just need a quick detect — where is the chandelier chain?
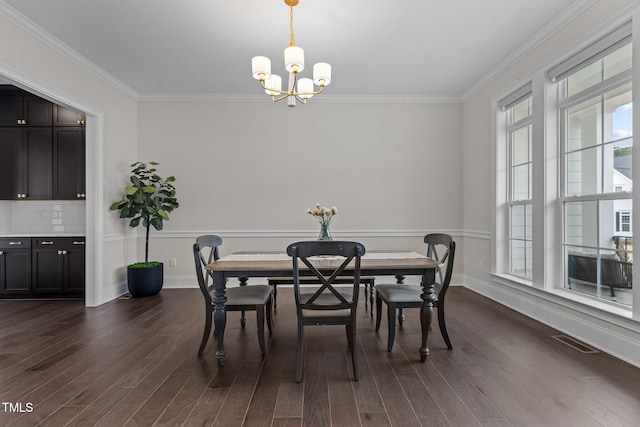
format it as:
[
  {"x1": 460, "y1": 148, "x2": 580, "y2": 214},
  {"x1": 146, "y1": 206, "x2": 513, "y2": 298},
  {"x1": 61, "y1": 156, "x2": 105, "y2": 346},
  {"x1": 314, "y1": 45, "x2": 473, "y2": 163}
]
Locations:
[{"x1": 288, "y1": 5, "x2": 296, "y2": 47}]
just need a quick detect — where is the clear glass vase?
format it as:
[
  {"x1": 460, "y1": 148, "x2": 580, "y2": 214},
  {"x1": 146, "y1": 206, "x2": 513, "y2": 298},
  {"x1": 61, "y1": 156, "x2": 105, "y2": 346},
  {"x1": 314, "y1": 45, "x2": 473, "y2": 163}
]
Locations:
[{"x1": 318, "y1": 222, "x2": 333, "y2": 240}]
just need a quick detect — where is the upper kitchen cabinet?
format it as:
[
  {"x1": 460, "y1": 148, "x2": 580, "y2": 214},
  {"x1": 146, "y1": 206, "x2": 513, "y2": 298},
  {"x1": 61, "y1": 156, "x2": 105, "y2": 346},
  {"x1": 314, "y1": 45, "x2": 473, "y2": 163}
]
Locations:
[
  {"x1": 0, "y1": 86, "x2": 85, "y2": 201},
  {"x1": 0, "y1": 127, "x2": 52, "y2": 200},
  {"x1": 0, "y1": 86, "x2": 52, "y2": 127},
  {"x1": 54, "y1": 104, "x2": 86, "y2": 127},
  {"x1": 53, "y1": 127, "x2": 85, "y2": 200}
]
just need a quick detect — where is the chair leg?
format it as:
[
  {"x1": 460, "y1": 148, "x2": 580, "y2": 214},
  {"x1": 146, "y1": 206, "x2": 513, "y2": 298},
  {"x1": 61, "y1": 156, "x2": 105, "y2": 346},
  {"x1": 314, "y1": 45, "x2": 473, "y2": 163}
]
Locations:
[
  {"x1": 296, "y1": 321, "x2": 304, "y2": 383},
  {"x1": 256, "y1": 305, "x2": 266, "y2": 355},
  {"x1": 363, "y1": 283, "x2": 369, "y2": 310},
  {"x1": 437, "y1": 303, "x2": 452, "y2": 350},
  {"x1": 347, "y1": 324, "x2": 359, "y2": 381},
  {"x1": 241, "y1": 310, "x2": 246, "y2": 328},
  {"x1": 370, "y1": 281, "x2": 374, "y2": 317},
  {"x1": 375, "y1": 293, "x2": 383, "y2": 331},
  {"x1": 198, "y1": 305, "x2": 213, "y2": 356},
  {"x1": 266, "y1": 294, "x2": 274, "y2": 334},
  {"x1": 387, "y1": 303, "x2": 397, "y2": 352},
  {"x1": 271, "y1": 283, "x2": 278, "y2": 310}
]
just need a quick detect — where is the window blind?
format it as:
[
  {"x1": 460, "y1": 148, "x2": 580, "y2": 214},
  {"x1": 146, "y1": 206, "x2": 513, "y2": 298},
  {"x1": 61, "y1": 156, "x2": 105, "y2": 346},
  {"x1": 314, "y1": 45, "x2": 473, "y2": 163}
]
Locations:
[
  {"x1": 498, "y1": 82, "x2": 532, "y2": 111},
  {"x1": 547, "y1": 21, "x2": 632, "y2": 82}
]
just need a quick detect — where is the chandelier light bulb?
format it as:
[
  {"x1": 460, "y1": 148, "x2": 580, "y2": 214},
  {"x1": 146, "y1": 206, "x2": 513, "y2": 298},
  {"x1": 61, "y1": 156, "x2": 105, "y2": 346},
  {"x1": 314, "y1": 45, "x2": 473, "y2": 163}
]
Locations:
[
  {"x1": 251, "y1": 56, "x2": 271, "y2": 80},
  {"x1": 313, "y1": 62, "x2": 331, "y2": 86},
  {"x1": 297, "y1": 78, "x2": 314, "y2": 99},
  {"x1": 264, "y1": 74, "x2": 282, "y2": 96}
]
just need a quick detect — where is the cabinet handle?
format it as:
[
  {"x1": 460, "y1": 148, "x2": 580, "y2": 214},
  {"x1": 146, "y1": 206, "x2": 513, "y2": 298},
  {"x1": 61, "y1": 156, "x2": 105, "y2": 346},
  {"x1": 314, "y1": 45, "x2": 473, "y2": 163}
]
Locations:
[
  {"x1": 0, "y1": 251, "x2": 4, "y2": 255},
  {"x1": 62, "y1": 250, "x2": 68, "y2": 255},
  {"x1": 9, "y1": 241, "x2": 22, "y2": 245},
  {"x1": 17, "y1": 119, "x2": 26, "y2": 125},
  {"x1": 41, "y1": 241, "x2": 55, "y2": 245},
  {"x1": 72, "y1": 241, "x2": 85, "y2": 245}
]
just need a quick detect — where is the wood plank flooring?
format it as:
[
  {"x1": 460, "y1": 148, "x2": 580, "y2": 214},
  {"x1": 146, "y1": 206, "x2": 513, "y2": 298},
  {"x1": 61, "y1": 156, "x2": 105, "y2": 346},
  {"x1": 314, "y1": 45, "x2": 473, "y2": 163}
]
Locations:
[{"x1": 1, "y1": 286, "x2": 640, "y2": 426}]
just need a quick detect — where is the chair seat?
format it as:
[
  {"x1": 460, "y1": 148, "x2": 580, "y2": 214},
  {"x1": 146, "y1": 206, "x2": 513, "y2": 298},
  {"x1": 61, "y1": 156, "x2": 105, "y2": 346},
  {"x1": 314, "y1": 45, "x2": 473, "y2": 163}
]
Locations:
[
  {"x1": 375, "y1": 284, "x2": 422, "y2": 303},
  {"x1": 223, "y1": 285, "x2": 272, "y2": 305}
]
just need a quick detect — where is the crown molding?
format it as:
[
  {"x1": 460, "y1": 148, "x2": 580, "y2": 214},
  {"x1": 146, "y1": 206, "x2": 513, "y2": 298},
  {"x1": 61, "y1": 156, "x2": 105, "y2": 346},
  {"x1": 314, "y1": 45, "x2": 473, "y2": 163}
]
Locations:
[
  {"x1": 0, "y1": 1, "x2": 139, "y2": 100},
  {"x1": 461, "y1": 0, "x2": 597, "y2": 101},
  {"x1": 137, "y1": 93, "x2": 463, "y2": 104}
]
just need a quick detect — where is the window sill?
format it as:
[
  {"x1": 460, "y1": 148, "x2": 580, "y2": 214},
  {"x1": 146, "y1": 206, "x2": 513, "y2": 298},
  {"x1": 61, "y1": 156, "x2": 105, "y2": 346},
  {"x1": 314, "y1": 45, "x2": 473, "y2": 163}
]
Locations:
[{"x1": 491, "y1": 273, "x2": 636, "y2": 327}]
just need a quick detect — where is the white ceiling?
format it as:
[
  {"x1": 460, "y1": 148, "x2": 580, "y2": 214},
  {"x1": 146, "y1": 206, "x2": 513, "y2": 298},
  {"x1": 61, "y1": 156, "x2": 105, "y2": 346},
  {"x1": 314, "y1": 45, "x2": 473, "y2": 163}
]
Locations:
[{"x1": 1, "y1": 0, "x2": 592, "y2": 101}]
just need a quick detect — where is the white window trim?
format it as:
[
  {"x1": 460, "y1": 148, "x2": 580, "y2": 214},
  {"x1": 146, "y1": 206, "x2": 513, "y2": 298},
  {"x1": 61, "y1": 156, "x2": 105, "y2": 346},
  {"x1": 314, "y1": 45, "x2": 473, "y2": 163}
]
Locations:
[{"x1": 492, "y1": 14, "x2": 640, "y2": 319}]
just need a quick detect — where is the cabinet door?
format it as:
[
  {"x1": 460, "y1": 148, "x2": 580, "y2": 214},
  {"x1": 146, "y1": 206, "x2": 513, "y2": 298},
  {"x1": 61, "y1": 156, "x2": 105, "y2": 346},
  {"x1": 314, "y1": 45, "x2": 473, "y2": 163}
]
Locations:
[
  {"x1": 54, "y1": 105, "x2": 85, "y2": 126},
  {"x1": 64, "y1": 241, "x2": 85, "y2": 294},
  {"x1": 0, "y1": 239, "x2": 31, "y2": 295},
  {"x1": 0, "y1": 93, "x2": 52, "y2": 126},
  {"x1": 0, "y1": 93, "x2": 25, "y2": 126},
  {"x1": 32, "y1": 246, "x2": 64, "y2": 293},
  {"x1": 24, "y1": 96, "x2": 53, "y2": 126},
  {"x1": 0, "y1": 128, "x2": 25, "y2": 199},
  {"x1": 53, "y1": 127, "x2": 85, "y2": 199},
  {"x1": 25, "y1": 128, "x2": 53, "y2": 200}
]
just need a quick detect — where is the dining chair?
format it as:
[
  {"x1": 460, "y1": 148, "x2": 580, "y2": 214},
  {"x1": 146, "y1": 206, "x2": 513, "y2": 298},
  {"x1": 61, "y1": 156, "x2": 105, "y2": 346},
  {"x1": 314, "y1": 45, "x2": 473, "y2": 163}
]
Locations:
[
  {"x1": 193, "y1": 235, "x2": 273, "y2": 356},
  {"x1": 375, "y1": 233, "x2": 455, "y2": 352},
  {"x1": 287, "y1": 240, "x2": 365, "y2": 383}
]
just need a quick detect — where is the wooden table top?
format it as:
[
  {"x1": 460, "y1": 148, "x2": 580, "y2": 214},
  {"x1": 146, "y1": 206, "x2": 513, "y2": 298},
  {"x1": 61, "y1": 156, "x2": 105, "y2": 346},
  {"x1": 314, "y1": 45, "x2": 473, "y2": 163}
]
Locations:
[{"x1": 207, "y1": 251, "x2": 439, "y2": 272}]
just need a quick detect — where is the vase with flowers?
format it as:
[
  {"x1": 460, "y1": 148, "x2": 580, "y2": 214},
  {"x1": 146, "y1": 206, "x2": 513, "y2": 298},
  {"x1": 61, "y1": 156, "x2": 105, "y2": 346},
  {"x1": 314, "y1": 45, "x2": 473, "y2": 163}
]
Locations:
[{"x1": 307, "y1": 203, "x2": 338, "y2": 240}]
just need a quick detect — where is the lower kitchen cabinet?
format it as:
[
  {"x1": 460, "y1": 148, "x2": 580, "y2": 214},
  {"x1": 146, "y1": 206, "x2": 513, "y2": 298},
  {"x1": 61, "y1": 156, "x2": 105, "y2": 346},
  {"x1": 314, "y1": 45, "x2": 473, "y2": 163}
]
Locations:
[
  {"x1": 0, "y1": 236, "x2": 85, "y2": 299},
  {"x1": 32, "y1": 237, "x2": 85, "y2": 297},
  {"x1": 0, "y1": 237, "x2": 31, "y2": 296}
]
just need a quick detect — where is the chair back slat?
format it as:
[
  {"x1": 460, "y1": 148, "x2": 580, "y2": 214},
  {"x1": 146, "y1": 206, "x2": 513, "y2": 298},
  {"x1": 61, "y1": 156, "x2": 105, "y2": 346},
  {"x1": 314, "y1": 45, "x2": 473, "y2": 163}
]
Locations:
[
  {"x1": 193, "y1": 235, "x2": 224, "y2": 304},
  {"x1": 424, "y1": 233, "x2": 456, "y2": 294},
  {"x1": 287, "y1": 241, "x2": 365, "y2": 311}
]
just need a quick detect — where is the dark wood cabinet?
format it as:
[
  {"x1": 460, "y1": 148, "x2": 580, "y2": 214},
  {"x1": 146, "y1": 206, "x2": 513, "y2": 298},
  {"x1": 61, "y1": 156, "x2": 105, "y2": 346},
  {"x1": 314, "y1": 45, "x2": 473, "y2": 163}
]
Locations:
[
  {"x1": 0, "y1": 87, "x2": 52, "y2": 127},
  {"x1": 0, "y1": 127, "x2": 52, "y2": 200},
  {"x1": 0, "y1": 238, "x2": 31, "y2": 296},
  {"x1": 53, "y1": 104, "x2": 85, "y2": 127},
  {"x1": 53, "y1": 127, "x2": 85, "y2": 199},
  {"x1": 31, "y1": 237, "x2": 85, "y2": 297},
  {"x1": 0, "y1": 86, "x2": 85, "y2": 201}
]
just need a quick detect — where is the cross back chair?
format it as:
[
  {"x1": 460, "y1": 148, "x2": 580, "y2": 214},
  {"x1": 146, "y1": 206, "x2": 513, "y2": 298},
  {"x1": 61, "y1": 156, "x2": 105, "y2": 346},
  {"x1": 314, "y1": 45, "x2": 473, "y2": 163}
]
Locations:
[
  {"x1": 193, "y1": 235, "x2": 273, "y2": 356},
  {"x1": 287, "y1": 240, "x2": 365, "y2": 383},
  {"x1": 375, "y1": 233, "x2": 455, "y2": 352}
]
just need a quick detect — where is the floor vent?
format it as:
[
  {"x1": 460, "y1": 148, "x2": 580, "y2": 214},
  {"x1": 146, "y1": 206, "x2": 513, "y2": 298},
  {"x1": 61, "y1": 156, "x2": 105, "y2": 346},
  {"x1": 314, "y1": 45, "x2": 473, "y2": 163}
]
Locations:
[
  {"x1": 552, "y1": 335, "x2": 599, "y2": 353},
  {"x1": 118, "y1": 293, "x2": 132, "y2": 300}
]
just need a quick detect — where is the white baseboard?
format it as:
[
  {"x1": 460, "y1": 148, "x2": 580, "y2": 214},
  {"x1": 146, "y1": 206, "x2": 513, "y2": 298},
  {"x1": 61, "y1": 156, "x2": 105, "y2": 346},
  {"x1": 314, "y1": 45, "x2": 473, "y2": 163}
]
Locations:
[{"x1": 462, "y1": 274, "x2": 640, "y2": 369}]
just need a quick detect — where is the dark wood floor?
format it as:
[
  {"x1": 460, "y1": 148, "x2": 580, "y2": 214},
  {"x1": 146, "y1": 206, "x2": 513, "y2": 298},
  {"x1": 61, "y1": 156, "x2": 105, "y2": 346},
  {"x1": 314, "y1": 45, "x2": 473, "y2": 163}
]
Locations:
[{"x1": 1, "y1": 286, "x2": 639, "y2": 427}]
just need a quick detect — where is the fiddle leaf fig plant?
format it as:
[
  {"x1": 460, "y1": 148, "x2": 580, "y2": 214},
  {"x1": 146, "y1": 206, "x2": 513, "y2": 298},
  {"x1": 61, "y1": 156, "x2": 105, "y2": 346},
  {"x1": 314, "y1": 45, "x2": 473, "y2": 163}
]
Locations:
[{"x1": 110, "y1": 161, "x2": 179, "y2": 265}]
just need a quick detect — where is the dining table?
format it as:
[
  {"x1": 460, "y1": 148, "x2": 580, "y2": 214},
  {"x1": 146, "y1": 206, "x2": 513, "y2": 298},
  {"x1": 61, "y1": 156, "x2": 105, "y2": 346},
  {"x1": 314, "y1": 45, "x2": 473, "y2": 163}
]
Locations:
[{"x1": 206, "y1": 251, "x2": 440, "y2": 367}]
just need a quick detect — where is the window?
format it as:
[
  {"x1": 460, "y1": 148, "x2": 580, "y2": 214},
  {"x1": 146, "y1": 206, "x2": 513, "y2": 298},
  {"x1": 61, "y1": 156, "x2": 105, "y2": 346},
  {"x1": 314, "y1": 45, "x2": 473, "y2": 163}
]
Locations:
[
  {"x1": 616, "y1": 211, "x2": 632, "y2": 233},
  {"x1": 556, "y1": 24, "x2": 632, "y2": 305},
  {"x1": 504, "y1": 93, "x2": 533, "y2": 279},
  {"x1": 494, "y1": 21, "x2": 634, "y2": 310}
]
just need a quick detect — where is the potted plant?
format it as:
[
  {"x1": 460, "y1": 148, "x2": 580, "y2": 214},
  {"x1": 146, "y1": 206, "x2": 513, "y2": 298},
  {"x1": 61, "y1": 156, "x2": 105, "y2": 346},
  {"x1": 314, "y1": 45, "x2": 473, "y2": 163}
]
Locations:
[{"x1": 110, "y1": 161, "x2": 179, "y2": 297}]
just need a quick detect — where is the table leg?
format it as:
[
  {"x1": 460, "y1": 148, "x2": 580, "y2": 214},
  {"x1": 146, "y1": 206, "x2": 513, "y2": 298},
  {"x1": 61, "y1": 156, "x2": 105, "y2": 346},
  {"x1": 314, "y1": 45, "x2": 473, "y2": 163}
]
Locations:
[
  {"x1": 419, "y1": 269, "x2": 437, "y2": 362},
  {"x1": 213, "y1": 271, "x2": 228, "y2": 367},
  {"x1": 239, "y1": 277, "x2": 248, "y2": 328},
  {"x1": 395, "y1": 275, "x2": 406, "y2": 324}
]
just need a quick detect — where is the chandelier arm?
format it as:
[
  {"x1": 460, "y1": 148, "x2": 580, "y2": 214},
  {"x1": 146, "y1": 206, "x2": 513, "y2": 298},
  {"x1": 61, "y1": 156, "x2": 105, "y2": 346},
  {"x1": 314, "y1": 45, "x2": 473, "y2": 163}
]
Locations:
[
  {"x1": 296, "y1": 85, "x2": 326, "y2": 97},
  {"x1": 258, "y1": 78, "x2": 291, "y2": 96}
]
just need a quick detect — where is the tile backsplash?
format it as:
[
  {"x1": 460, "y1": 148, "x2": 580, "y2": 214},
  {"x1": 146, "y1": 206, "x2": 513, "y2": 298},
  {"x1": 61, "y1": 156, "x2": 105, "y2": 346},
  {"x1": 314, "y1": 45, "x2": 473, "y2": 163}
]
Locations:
[{"x1": 0, "y1": 201, "x2": 85, "y2": 234}]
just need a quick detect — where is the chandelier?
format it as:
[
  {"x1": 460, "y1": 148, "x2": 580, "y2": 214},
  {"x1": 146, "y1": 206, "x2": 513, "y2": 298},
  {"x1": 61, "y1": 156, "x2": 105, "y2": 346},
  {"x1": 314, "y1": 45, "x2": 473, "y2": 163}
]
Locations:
[{"x1": 251, "y1": 0, "x2": 331, "y2": 107}]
